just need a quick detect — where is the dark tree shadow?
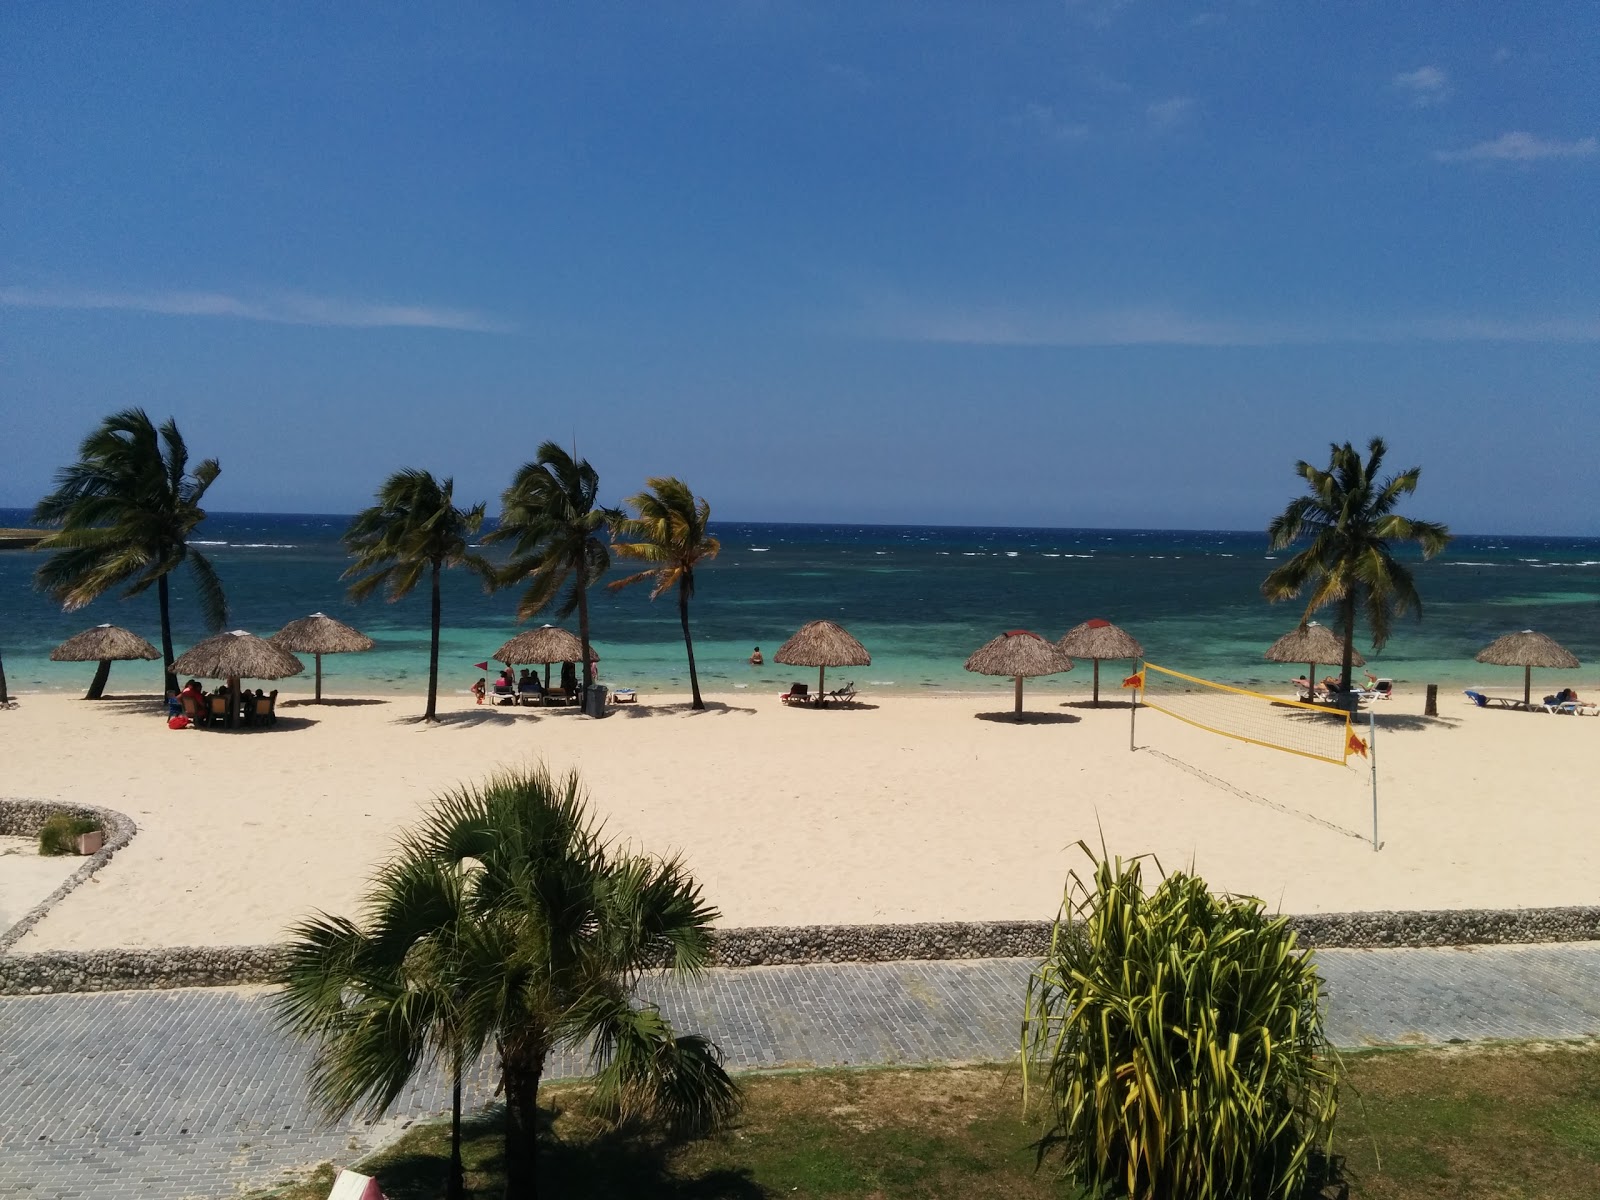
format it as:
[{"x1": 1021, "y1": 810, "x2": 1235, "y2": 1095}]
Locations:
[
  {"x1": 1368, "y1": 711, "x2": 1463, "y2": 733},
  {"x1": 95, "y1": 695, "x2": 170, "y2": 716},
  {"x1": 613, "y1": 700, "x2": 759, "y2": 718},
  {"x1": 1059, "y1": 698, "x2": 1136, "y2": 710},
  {"x1": 975, "y1": 710, "x2": 1081, "y2": 725},
  {"x1": 367, "y1": 1105, "x2": 766, "y2": 1199},
  {"x1": 391, "y1": 709, "x2": 542, "y2": 728},
  {"x1": 204, "y1": 714, "x2": 321, "y2": 734},
  {"x1": 281, "y1": 697, "x2": 392, "y2": 708}
]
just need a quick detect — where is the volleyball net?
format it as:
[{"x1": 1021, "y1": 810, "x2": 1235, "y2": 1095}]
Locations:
[{"x1": 1128, "y1": 662, "x2": 1367, "y2": 767}]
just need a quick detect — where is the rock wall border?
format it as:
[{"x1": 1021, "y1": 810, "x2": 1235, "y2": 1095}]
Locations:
[
  {"x1": 5, "y1": 906, "x2": 1600, "y2": 995},
  {"x1": 0, "y1": 798, "x2": 138, "y2": 954}
]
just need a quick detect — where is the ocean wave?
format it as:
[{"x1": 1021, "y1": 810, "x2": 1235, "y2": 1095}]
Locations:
[
  {"x1": 1005, "y1": 551, "x2": 1018, "y2": 557},
  {"x1": 235, "y1": 543, "x2": 298, "y2": 549},
  {"x1": 191, "y1": 540, "x2": 228, "y2": 546},
  {"x1": 1440, "y1": 561, "x2": 1497, "y2": 567},
  {"x1": 750, "y1": 547, "x2": 769, "y2": 552}
]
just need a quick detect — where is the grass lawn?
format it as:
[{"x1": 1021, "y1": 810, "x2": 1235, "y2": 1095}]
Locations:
[{"x1": 252, "y1": 1043, "x2": 1600, "y2": 1198}]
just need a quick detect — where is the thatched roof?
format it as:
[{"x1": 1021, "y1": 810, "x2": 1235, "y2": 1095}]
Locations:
[
  {"x1": 965, "y1": 630, "x2": 1073, "y2": 678},
  {"x1": 1263, "y1": 622, "x2": 1365, "y2": 668},
  {"x1": 774, "y1": 620, "x2": 871, "y2": 668},
  {"x1": 1475, "y1": 629, "x2": 1579, "y2": 669},
  {"x1": 493, "y1": 625, "x2": 594, "y2": 665},
  {"x1": 269, "y1": 612, "x2": 375, "y2": 655},
  {"x1": 170, "y1": 631, "x2": 304, "y2": 680},
  {"x1": 50, "y1": 624, "x2": 159, "y2": 663},
  {"x1": 1059, "y1": 618, "x2": 1143, "y2": 660}
]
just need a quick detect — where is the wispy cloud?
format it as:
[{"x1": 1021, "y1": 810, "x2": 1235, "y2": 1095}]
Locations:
[
  {"x1": 852, "y1": 297, "x2": 1600, "y2": 347},
  {"x1": 1434, "y1": 131, "x2": 1598, "y2": 163},
  {"x1": 1393, "y1": 65, "x2": 1450, "y2": 106},
  {"x1": 1146, "y1": 97, "x2": 1195, "y2": 129},
  {"x1": 0, "y1": 285, "x2": 509, "y2": 332},
  {"x1": 1014, "y1": 102, "x2": 1090, "y2": 144}
]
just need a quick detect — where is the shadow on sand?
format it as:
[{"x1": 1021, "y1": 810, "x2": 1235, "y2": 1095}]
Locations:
[
  {"x1": 281, "y1": 696, "x2": 393, "y2": 709},
  {"x1": 393, "y1": 708, "x2": 544, "y2": 729},
  {"x1": 975, "y1": 710, "x2": 1081, "y2": 725},
  {"x1": 612, "y1": 699, "x2": 758, "y2": 718},
  {"x1": 1060, "y1": 698, "x2": 1136, "y2": 711}
]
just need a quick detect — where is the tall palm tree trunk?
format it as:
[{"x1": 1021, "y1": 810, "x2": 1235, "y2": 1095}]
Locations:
[
  {"x1": 0, "y1": 647, "x2": 9, "y2": 705},
  {"x1": 1340, "y1": 594, "x2": 1358, "y2": 698},
  {"x1": 679, "y1": 584, "x2": 703, "y2": 710},
  {"x1": 86, "y1": 659, "x2": 112, "y2": 700},
  {"x1": 159, "y1": 574, "x2": 177, "y2": 696},
  {"x1": 426, "y1": 561, "x2": 442, "y2": 721},
  {"x1": 448, "y1": 1057, "x2": 465, "y2": 1200},
  {"x1": 502, "y1": 1047, "x2": 544, "y2": 1199},
  {"x1": 577, "y1": 585, "x2": 593, "y2": 692}
]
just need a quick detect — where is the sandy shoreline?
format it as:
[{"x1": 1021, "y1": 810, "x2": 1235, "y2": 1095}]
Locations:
[{"x1": 1, "y1": 686, "x2": 1597, "y2": 951}]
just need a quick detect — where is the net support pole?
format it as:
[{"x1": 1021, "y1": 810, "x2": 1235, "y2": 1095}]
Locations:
[
  {"x1": 1368, "y1": 706, "x2": 1379, "y2": 851},
  {"x1": 1129, "y1": 661, "x2": 1140, "y2": 752}
]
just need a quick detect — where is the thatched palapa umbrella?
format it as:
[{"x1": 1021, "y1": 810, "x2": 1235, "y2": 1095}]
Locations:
[
  {"x1": 965, "y1": 629, "x2": 1073, "y2": 719},
  {"x1": 493, "y1": 625, "x2": 598, "y2": 689},
  {"x1": 775, "y1": 620, "x2": 870, "y2": 700},
  {"x1": 1059, "y1": 619, "x2": 1143, "y2": 705},
  {"x1": 50, "y1": 624, "x2": 160, "y2": 700},
  {"x1": 269, "y1": 613, "x2": 374, "y2": 702},
  {"x1": 171, "y1": 630, "x2": 303, "y2": 727},
  {"x1": 1264, "y1": 621, "x2": 1364, "y2": 687},
  {"x1": 1475, "y1": 629, "x2": 1579, "y2": 706}
]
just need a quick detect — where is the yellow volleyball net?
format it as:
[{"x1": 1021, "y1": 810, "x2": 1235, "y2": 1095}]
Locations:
[{"x1": 1128, "y1": 662, "x2": 1367, "y2": 767}]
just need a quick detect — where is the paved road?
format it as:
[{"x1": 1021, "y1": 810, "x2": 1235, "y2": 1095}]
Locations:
[{"x1": 3, "y1": 944, "x2": 1600, "y2": 1199}]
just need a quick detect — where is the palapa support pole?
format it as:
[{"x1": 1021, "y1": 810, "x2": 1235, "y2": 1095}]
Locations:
[
  {"x1": 1524, "y1": 665, "x2": 1531, "y2": 707},
  {"x1": 1092, "y1": 659, "x2": 1100, "y2": 706},
  {"x1": 314, "y1": 652, "x2": 324, "y2": 703},
  {"x1": 87, "y1": 658, "x2": 112, "y2": 700},
  {"x1": 1014, "y1": 675, "x2": 1023, "y2": 718},
  {"x1": 1369, "y1": 706, "x2": 1380, "y2": 851},
  {"x1": 818, "y1": 665, "x2": 826, "y2": 704}
]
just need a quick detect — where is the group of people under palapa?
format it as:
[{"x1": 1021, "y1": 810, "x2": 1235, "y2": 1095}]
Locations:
[
  {"x1": 472, "y1": 663, "x2": 583, "y2": 707},
  {"x1": 167, "y1": 677, "x2": 278, "y2": 728}
]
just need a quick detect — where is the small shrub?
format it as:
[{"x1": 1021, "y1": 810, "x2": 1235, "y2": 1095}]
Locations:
[
  {"x1": 1022, "y1": 844, "x2": 1339, "y2": 1200},
  {"x1": 38, "y1": 814, "x2": 102, "y2": 856}
]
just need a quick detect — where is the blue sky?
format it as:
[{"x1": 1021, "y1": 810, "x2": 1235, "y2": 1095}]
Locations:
[{"x1": 3, "y1": 2, "x2": 1597, "y2": 533}]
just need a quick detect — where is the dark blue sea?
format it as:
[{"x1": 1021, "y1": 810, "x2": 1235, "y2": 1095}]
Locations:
[{"x1": 3, "y1": 510, "x2": 1597, "y2": 697}]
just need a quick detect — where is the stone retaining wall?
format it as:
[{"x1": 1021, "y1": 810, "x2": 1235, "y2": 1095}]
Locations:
[
  {"x1": 6, "y1": 907, "x2": 1600, "y2": 995},
  {"x1": 0, "y1": 799, "x2": 137, "y2": 953}
]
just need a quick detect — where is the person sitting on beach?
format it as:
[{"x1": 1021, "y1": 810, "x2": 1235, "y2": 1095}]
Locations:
[
  {"x1": 471, "y1": 677, "x2": 487, "y2": 704},
  {"x1": 560, "y1": 660, "x2": 578, "y2": 697},
  {"x1": 492, "y1": 670, "x2": 515, "y2": 704},
  {"x1": 749, "y1": 646, "x2": 763, "y2": 666},
  {"x1": 518, "y1": 670, "x2": 542, "y2": 700}
]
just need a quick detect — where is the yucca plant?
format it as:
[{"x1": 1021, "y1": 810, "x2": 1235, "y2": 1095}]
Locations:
[{"x1": 1022, "y1": 846, "x2": 1339, "y2": 1200}]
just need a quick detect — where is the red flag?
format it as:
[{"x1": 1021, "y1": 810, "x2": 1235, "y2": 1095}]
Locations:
[
  {"x1": 1121, "y1": 670, "x2": 1145, "y2": 689},
  {"x1": 474, "y1": 661, "x2": 489, "y2": 671},
  {"x1": 1347, "y1": 732, "x2": 1368, "y2": 759}
]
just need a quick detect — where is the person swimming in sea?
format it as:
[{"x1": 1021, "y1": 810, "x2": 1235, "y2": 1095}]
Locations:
[{"x1": 749, "y1": 646, "x2": 763, "y2": 666}]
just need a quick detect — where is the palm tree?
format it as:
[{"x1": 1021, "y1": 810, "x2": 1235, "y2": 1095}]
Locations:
[
  {"x1": 1262, "y1": 437, "x2": 1451, "y2": 693},
  {"x1": 33, "y1": 409, "x2": 227, "y2": 696},
  {"x1": 487, "y1": 443, "x2": 614, "y2": 691},
  {"x1": 609, "y1": 478, "x2": 720, "y2": 710},
  {"x1": 277, "y1": 766, "x2": 741, "y2": 1200},
  {"x1": 343, "y1": 470, "x2": 495, "y2": 722}
]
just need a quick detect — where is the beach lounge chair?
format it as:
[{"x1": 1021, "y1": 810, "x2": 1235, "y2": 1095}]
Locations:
[
  {"x1": 780, "y1": 682, "x2": 811, "y2": 706},
  {"x1": 1464, "y1": 690, "x2": 1532, "y2": 711},
  {"x1": 826, "y1": 681, "x2": 857, "y2": 705},
  {"x1": 611, "y1": 688, "x2": 637, "y2": 704}
]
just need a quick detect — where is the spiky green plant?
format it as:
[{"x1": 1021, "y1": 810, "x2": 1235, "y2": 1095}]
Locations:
[
  {"x1": 33, "y1": 409, "x2": 227, "y2": 695},
  {"x1": 1262, "y1": 437, "x2": 1450, "y2": 693},
  {"x1": 277, "y1": 766, "x2": 740, "y2": 1200},
  {"x1": 609, "y1": 477, "x2": 720, "y2": 710},
  {"x1": 1022, "y1": 846, "x2": 1339, "y2": 1200}
]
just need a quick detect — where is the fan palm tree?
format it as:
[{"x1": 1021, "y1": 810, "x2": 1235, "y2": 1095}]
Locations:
[
  {"x1": 1262, "y1": 437, "x2": 1451, "y2": 693},
  {"x1": 609, "y1": 478, "x2": 720, "y2": 710},
  {"x1": 32, "y1": 409, "x2": 227, "y2": 695},
  {"x1": 277, "y1": 766, "x2": 741, "y2": 1200},
  {"x1": 487, "y1": 443, "x2": 615, "y2": 691},
  {"x1": 343, "y1": 470, "x2": 495, "y2": 721}
]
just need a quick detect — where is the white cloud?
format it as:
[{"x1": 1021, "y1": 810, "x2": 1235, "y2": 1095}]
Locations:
[
  {"x1": 0, "y1": 285, "x2": 509, "y2": 332},
  {"x1": 1393, "y1": 65, "x2": 1450, "y2": 106},
  {"x1": 851, "y1": 296, "x2": 1600, "y2": 348},
  {"x1": 1434, "y1": 131, "x2": 1599, "y2": 163},
  {"x1": 1015, "y1": 103, "x2": 1090, "y2": 143},
  {"x1": 1146, "y1": 97, "x2": 1195, "y2": 128}
]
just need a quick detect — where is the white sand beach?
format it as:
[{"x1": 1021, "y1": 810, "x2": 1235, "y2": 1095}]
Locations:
[{"x1": 2, "y1": 686, "x2": 1597, "y2": 951}]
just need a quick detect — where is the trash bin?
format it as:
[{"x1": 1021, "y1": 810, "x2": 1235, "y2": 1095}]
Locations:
[{"x1": 584, "y1": 684, "x2": 608, "y2": 717}]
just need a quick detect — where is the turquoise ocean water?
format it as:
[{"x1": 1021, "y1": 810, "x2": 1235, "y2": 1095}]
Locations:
[{"x1": 3, "y1": 509, "x2": 1598, "y2": 698}]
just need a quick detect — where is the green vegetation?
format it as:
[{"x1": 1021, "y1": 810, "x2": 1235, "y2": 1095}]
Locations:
[
  {"x1": 276, "y1": 766, "x2": 737, "y2": 1199},
  {"x1": 486, "y1": 443, "x2": 615, "y2": 692},
  {"x1": 342, "y1": 470, "x2": 495, "y2": 722},
  {"x1": 1262, "y1": 437, "x2": 1451, "y2": 693},
  {"x1": 609, "y1": 477, "x2": 721, "y2": 710},
  {"x1": 250, "y1": 1049, "x2": 1600, "y2": 1199},
  {"x1": 32, "y1": 409, "x2": 227, "y2": 694},
  {"x1": 37, "y1": 813, "x2": 101, "y2": 856},
  {"x1": 1022, "y1": 847, "x2": 1338, "y2": 1200}
]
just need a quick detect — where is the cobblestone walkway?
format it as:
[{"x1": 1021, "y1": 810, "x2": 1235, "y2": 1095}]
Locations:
[{"x1": 3, "y1": 944, "x2": 1600, "y2": 1198}]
